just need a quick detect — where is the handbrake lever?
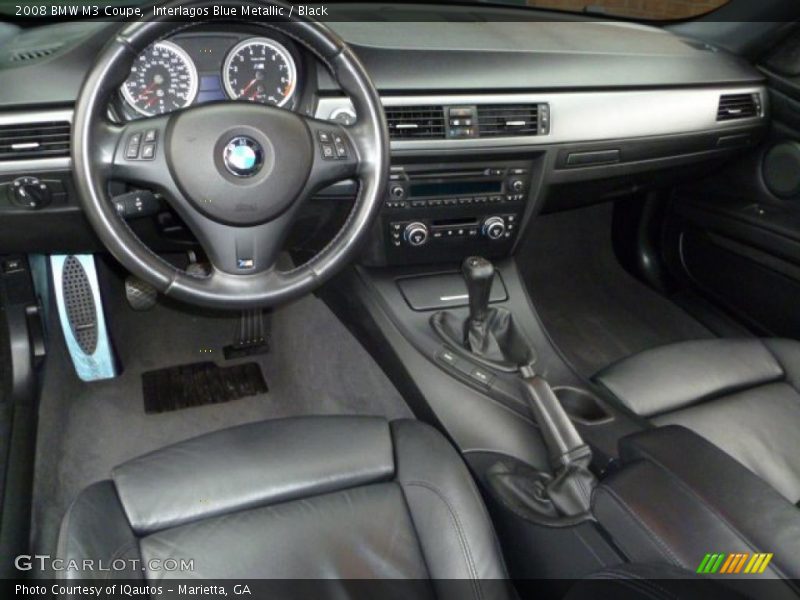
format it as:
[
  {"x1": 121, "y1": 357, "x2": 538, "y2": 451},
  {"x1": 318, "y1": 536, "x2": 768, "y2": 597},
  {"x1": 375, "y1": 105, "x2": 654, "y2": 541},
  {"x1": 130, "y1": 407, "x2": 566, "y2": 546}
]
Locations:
[{"x1": 519, "y1": 365, "x2": 597, "y2": 516}]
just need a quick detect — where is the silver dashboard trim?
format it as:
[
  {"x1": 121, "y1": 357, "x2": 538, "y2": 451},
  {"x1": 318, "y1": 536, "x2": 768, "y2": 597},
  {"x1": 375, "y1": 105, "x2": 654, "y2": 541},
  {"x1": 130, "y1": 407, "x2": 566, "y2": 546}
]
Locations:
[
  {"x1": 317, "y1": 87, "x2": 767, "y2": 151},
  {"x1": 0, "y1": 108, "x2": 73, "y2": 173},
  {"x1": 0, "y1": 88, "x2": 767, "y2": 174}
]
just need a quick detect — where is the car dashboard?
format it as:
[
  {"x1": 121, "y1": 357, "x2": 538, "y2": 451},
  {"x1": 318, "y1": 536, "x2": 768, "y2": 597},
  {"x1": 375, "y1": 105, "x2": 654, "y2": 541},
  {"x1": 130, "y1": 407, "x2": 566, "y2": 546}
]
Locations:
[{"x1": 0, "y1": 6, "x2": 769, "y2": 266}]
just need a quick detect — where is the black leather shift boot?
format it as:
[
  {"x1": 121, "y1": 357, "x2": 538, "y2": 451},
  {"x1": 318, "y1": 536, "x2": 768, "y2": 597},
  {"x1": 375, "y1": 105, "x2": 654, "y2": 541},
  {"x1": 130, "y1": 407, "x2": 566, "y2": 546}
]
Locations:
[{"x1": 431, "y1": 307, "x2": 535, "y2": 371}]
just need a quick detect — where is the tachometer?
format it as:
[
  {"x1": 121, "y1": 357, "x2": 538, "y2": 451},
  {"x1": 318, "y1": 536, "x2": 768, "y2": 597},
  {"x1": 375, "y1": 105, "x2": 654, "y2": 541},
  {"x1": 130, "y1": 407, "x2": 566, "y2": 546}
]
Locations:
[
  {"x1": 222, "y1": 38, "x2": 297, "y2": 107},
  {"x1": 121, "y1": 41, "x2": 198, "y2": 117}
]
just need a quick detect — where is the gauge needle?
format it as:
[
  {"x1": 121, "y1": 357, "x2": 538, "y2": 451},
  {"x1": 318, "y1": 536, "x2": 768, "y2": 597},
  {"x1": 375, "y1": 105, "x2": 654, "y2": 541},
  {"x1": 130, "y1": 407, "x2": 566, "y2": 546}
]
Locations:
[
  {"x1": 137, "y1": 81, "x2": 157, "y2": 100},
  {"x1": 239, "y1": 79, "x2": 258, "y2": 98}
]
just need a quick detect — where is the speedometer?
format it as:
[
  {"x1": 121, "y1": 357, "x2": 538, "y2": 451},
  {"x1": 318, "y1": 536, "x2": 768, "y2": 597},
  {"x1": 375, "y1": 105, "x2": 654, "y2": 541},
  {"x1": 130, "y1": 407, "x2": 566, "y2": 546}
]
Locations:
[
  {"x1": 222, "y1": 38, "x2": 297, "y2": 107},
  {"x1": 121, "y1": 41, "x2": 198, "y2": 117}
]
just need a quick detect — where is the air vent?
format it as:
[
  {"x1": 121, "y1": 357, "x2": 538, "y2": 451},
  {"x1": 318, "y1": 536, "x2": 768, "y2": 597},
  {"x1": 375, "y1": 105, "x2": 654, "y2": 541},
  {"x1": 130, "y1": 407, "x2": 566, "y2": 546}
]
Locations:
[
  {"x1": 10, "y1": 46, "x2": 61, "y2": 62},
  {"x1": 717, "y1": 93, "x2": 761, "y2": 121},
  {"x1": 0, "y1": 121, "x2": 71, "y2": 161},
  {"x1": 384, "y1": 105, "x2": 446, "y2": 140},
  {"x1": 477, "y1": 104, "x2": 546, "y2": 137}
]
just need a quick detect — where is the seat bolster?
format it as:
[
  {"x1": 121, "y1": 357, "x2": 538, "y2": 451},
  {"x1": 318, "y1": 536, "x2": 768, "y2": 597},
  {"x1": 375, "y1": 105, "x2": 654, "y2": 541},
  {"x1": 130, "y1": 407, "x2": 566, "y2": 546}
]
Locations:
[
  {"x1": 112, "y1": 416, "x2": 394, "y2": 535},
  {"x1": 594, "y1": 339, "x2": 783, "y2": 417},
  {"x1": 56, "y1": 481, "x2": 143, "y2": 580},
  {"x1": 619, "y1": 426, "x2": 800, "y2": 580},
  {"x1": 762, "y1": 339, "x2": 800, "y2": 391},
  {"x1": 391, "y1": 419, "x2": 510, "y2": 589}
]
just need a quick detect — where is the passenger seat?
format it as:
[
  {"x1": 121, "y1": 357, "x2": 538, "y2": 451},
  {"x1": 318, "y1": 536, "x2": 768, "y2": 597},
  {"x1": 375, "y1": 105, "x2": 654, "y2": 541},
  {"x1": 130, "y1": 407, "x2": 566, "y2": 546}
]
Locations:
[{"x1": 595, "y1": 338, "x2": 800, "y2": 504}]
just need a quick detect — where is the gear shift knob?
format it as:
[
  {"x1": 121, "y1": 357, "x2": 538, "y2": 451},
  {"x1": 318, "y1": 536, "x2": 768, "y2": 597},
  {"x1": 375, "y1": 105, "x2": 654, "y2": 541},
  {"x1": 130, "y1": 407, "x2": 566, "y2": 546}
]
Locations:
[{"x1": 462, "y1": 256, "x2": 494, "y2": 323}]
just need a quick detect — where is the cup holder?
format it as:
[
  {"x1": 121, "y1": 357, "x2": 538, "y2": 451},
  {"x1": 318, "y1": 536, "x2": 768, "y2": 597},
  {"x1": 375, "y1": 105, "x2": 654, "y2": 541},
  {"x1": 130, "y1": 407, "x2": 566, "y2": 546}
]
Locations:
[{"x1": 553, "y1": 387, "x2": 613, "y2": 424}]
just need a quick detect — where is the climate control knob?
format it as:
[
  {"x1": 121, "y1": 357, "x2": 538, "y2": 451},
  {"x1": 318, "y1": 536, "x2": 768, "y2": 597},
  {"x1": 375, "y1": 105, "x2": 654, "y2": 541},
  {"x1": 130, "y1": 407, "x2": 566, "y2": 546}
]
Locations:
[
  {"x1": 404, "y1": 222, "x2": 429, "y2": 247},
  {"x1": 482, "y1": 216, "x2": 506, "y2": 240}
]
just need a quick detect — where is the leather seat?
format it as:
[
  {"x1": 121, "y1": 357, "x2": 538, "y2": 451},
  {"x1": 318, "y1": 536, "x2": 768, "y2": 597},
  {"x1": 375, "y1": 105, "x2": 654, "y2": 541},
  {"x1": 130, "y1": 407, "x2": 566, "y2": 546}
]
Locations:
[
  {"x1": 595, "y1": 338, "x2": 800, "y2": 504},
  {"x1": 57, "y1": 416, "x2": 513, "y2": 596}
]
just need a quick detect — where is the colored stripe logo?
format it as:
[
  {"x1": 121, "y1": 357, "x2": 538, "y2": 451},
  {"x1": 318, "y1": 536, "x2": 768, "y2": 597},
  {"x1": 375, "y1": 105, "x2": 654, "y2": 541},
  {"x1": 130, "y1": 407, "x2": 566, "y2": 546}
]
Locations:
[{"x1": 696, "y1": 553, "x2": 773, "y2": 574}]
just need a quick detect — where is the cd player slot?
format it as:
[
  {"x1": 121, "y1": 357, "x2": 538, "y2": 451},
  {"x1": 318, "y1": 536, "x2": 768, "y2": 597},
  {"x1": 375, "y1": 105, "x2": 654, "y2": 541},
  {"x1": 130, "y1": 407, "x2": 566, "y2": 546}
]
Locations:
[{"x1": 413, "y1": 170, "x2": 488, "y2": 180}]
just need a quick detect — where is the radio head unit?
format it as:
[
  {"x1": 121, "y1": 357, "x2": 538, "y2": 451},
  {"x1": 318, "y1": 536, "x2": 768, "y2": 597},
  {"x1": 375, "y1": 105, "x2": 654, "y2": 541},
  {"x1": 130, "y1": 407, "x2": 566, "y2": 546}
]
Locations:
[{"x1": 371, "y1": 160, "x2": 535, "y2": 266}]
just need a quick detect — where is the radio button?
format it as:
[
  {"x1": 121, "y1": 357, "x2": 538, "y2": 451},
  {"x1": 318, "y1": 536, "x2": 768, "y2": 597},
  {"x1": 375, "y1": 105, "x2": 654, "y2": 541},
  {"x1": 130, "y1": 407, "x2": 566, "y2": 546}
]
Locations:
[
  {"x1": 390, "y1": 185, "x2": 406, "y2": 199},
  {"x1": 489, "y1": 195, "x2": 503, "y2": 203},
  {"x1": 474, "y1": 196, "x2": 488, "y2": 203}
]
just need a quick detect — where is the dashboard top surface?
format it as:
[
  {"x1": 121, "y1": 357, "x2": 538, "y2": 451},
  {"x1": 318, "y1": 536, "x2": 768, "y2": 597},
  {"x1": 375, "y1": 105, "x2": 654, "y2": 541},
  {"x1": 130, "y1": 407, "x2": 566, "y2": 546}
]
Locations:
[{"x1": 0, "y1": 6, "x2": 764, "y2": 110}]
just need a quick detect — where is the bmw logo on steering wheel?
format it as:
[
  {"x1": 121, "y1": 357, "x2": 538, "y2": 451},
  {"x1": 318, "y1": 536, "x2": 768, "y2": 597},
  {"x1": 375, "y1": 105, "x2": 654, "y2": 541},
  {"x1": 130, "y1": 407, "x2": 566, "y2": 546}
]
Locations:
[{"x1": 222, "y1": 136, "x2": 264, "y2": 177}]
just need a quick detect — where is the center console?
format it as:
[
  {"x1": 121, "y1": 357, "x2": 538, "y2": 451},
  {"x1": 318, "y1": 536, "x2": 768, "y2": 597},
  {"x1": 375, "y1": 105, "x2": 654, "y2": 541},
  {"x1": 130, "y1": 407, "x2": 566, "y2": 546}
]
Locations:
[{"x1": 363, "y1": 159, "x2": 536, "y2": 266}]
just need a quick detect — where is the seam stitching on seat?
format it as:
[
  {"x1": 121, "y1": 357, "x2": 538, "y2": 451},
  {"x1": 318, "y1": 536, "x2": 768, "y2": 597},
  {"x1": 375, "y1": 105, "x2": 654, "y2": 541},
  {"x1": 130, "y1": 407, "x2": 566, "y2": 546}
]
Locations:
[
  {"x1": 405, "y1": 480, "x2": 483, "y2": 600},
  {"x1": 594, "y1": 485, "x2": 687, "y2": 569}
]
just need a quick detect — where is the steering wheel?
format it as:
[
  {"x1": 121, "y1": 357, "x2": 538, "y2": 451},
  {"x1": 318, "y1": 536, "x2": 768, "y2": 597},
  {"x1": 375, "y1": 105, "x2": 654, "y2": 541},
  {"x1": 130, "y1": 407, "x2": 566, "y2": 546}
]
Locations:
[{"x1": 72, "y1": 0, "x2": 389, "y2": 309}]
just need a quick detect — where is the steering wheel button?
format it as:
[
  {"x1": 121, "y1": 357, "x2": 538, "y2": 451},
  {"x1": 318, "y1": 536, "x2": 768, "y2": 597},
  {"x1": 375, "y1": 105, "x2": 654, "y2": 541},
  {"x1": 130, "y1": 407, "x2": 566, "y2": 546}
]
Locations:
[
  {"x1": 321, "y1": 143, "x2": 335, "y2": 159},
  {"x1": 317, "y1": 131, "x2": 332, "y2": 143},
  {"x1": 125, "y1": 142, "x2": 140, "y2": 159},
  {"x1": 141, "y1": 144, "x2": 156, "y2": 159},
  {"x1": 144, "y1": 129, "x2": 158, "y2": 143},
  {"x1": 335, "y1": 142, "x2": 348, "y2": 158}
]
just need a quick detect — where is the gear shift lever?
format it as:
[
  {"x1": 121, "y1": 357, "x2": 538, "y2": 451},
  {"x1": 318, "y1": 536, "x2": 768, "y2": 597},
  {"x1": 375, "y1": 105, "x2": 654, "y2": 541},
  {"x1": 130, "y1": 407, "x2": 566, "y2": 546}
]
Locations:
[
  {"x1": 463, "y1": 256, "x2": 494, "y2": 325},
  {"x1": 431, "y1": 256, "x2": 597, "y2": 517}
]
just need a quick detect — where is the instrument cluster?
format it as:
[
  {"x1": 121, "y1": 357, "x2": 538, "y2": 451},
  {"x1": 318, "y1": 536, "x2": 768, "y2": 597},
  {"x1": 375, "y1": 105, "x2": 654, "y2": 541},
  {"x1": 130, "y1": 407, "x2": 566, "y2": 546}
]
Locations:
[{"x1": 119, "y1": 31, "x2": 301, "y2": 118}]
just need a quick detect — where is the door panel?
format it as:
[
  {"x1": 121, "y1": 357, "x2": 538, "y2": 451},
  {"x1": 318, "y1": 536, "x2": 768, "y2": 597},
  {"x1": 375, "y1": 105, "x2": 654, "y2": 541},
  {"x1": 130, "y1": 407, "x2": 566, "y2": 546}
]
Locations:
[{"x1": 667, "y1": 26, "x2": 800, "y2": 337}]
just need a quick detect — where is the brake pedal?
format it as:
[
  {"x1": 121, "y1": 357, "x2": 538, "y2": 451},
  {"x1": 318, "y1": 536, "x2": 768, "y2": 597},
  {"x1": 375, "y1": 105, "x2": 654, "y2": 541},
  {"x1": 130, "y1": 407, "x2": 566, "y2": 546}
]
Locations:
[
  {"x1": 125, "y1": 275, "x2": 157, "y2": 311},
  {"x1": 51, "y1": 255, "x2": 117, "y2": 381}
]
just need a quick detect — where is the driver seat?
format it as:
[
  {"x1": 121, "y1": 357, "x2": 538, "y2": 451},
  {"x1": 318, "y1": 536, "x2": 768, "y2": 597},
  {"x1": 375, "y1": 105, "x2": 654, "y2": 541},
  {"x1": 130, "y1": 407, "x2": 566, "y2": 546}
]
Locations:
[{"x1": 56, "y1": 416, "x2": 512, "y2": 594}]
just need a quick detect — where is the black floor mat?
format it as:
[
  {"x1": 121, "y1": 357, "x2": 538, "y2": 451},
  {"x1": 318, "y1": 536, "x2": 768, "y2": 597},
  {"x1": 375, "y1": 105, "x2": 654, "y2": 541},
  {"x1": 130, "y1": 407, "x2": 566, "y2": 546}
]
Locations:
[
  {"x1": 142, "y1": 361, "x2": 268, "y2": 413},
  {"x1": 517, "y1": 202, "x2": 713, "y2": 376}
]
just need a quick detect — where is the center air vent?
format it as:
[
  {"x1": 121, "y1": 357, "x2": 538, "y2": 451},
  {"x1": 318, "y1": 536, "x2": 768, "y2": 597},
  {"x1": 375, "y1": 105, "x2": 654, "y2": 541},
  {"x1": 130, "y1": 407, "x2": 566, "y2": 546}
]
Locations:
[
  {"x1": 385, "y1": 106, "x2": 446, "y2": 140},
  {"x1": 0, "y1": 121, "x2": 71, "y2": 161},
  {"x1": 477, "y1": 104, "x2": 548, "y2": 137},
  {"x1": 717, "y1": 93, "x2": 761, "y2": 121}
]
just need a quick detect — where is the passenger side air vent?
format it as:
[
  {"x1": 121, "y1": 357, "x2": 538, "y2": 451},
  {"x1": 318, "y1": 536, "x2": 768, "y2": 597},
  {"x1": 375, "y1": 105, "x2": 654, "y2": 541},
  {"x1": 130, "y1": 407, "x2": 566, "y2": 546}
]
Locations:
[
  {"x1": 477, "y1": 103, "x2": 548, "y2": 137},
  {"x1": 717, "y1": 93, "x2": 761, "y2": 121},
  {"x1": 384, "y1": 105, "x2": 446, "y2": 140},
  {"x1": 0, "y1": 121, "x2": 71, "y2": 161}
]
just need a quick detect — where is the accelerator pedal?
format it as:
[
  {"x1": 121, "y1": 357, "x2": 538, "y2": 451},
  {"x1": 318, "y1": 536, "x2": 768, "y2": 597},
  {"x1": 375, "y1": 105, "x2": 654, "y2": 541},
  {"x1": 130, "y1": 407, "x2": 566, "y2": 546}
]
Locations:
[{"x1": 51, "y1": 255, "x2": 117, "y2": 381}]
